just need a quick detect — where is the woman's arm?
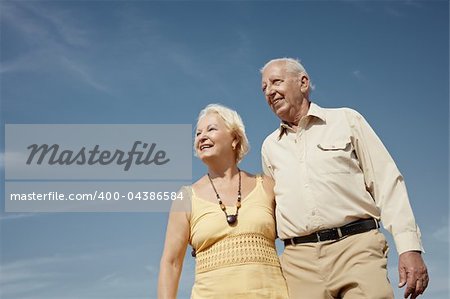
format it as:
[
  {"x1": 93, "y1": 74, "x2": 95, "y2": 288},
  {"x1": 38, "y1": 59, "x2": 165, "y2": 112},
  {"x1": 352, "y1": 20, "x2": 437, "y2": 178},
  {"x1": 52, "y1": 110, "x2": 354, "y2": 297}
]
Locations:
[{"x1": 157, "y1": 207, "x2": 190, "y2": 299}]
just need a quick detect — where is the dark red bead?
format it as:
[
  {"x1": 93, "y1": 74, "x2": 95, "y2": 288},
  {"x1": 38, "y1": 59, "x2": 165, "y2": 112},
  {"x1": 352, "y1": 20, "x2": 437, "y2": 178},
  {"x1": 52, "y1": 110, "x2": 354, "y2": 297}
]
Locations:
[{"x1": 226, "y1": 214, "x2": 237, "y2": 224}]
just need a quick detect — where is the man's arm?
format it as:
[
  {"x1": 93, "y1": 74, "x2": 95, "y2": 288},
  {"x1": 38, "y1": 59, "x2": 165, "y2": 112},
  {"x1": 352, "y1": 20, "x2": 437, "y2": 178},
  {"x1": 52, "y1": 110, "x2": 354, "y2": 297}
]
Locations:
[
  {"x1": 345, "y1": 109, "x2": 428, "y2": 298},
  {"x1": 261, "y1": 143, "x2": 274, "y2": 178}
]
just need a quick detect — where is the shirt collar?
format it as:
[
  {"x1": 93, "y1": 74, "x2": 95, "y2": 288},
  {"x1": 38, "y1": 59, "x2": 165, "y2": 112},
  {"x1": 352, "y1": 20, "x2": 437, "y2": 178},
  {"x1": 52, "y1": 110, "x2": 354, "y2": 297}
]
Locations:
[
  {"x1": 277, "y1": 102, "x2": 326, "y2": 139},
  {"x1": 307, "y1": 102, "x2": 326, "y2": 122}
]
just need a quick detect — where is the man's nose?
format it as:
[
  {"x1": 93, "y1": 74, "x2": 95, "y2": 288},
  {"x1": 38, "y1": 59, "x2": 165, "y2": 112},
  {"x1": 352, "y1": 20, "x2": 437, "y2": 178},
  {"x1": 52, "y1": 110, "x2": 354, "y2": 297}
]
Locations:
[{"x1": 265, "y1": 86, "x2": 275, "y2": 98}]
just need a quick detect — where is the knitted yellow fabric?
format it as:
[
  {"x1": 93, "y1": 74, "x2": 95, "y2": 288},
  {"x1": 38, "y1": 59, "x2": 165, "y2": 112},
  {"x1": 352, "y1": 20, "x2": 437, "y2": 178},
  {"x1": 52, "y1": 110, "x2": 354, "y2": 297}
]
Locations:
[{"x1": 195, "y1": 232, "x2": 280, "y2": 273}]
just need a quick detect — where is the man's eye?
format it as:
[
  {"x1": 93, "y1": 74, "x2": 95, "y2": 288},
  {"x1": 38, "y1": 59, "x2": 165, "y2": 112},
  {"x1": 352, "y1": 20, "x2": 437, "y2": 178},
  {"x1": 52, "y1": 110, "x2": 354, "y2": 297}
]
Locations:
[{"x1": 273, "y1": 80, "x2": 282, "y2": 85}]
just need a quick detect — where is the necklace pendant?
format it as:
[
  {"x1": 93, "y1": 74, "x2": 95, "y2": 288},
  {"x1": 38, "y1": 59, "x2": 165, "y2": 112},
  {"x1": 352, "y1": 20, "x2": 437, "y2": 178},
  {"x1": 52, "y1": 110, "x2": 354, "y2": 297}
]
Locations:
[{"x1": 226, "y1": 214, "x2": 237, "y2": 224}]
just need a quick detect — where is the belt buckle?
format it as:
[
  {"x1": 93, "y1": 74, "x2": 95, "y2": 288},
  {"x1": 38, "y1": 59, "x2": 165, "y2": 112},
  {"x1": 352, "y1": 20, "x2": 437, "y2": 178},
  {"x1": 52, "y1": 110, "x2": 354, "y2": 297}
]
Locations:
[
  {"x1": 290, "y1": 238, "x2": 296, "y2": 246},
  {"x1": 336, "y1": 227, "x2": 343, "y2": 238},
  {"x1": 315, "y1": 232, "x2": 321, "y2": 242}
]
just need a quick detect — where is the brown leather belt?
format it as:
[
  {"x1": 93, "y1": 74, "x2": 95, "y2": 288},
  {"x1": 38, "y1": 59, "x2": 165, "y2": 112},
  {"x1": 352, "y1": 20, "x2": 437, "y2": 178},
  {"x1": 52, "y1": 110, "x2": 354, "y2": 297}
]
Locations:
[{"x1": 284, "y1": 218, "x2": 379, "y2": 246}]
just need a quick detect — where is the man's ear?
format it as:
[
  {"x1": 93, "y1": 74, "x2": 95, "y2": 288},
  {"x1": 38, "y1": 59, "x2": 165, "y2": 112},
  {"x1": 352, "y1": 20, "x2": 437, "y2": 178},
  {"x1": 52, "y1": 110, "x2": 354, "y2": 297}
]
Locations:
[{"x1": 299, "y1": 74, "x2": 310, "y2": 93}]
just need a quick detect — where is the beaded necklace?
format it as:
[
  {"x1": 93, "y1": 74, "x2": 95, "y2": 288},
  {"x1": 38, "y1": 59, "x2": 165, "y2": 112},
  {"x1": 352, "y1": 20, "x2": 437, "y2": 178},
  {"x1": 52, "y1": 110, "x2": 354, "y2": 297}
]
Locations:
[{"x1": 207, "y1": 169, "x2": 241, "y2": 225}]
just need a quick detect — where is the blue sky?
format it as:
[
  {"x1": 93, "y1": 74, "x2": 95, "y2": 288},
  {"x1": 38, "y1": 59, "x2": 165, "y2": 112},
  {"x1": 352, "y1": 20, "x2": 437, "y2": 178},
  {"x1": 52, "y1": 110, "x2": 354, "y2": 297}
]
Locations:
[{"x1": 1, "y1": 1, "x2": 448, "y2": 298}]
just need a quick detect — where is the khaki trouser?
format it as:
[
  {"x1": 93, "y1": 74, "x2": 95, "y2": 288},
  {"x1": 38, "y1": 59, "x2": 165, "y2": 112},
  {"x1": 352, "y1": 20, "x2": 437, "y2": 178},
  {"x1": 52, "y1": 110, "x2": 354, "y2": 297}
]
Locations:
[{"x1": 280, "y1": 230, "x2": 394, "y2": 299}]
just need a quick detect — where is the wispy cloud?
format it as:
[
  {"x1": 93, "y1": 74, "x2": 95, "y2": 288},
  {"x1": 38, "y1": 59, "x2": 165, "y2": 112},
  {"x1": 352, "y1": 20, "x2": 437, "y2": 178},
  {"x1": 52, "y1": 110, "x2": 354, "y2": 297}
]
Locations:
[
  {"x1": 60, "y1": 56, "x2": 111, "y2": 93},
  {"x1": 1, "y1": 1, "x2": 110, "y2": 94},
  {"x1": 25, "y1": 3, "x2": 89, "y2": 47},
  {"x1": 352, "y1": 69, "x2": 364, "y2": 80},
  {"x1": 0, "y1": 50, "x2": 54, "y2": 74},
  {"x1": 1, "y1": 254, "x2": 92, "y2": 273},
  {"x1": 1, "y1": 2, "x2": 53, "y2": 45},
  {"x1": 166, "y1": 48, "x2": 208, "y2": 81},
  {"x1": 1, "y1": 1, "x2": 88, "y2": 48},
  {"x1": 99, "y1": 271, "x2": 123, "y2": 286},
  {"x1": 0, "y1": 255, "x2": 78, "y2": 298},
  {"x1": 0, "y1": 251, "x2": 153, "y2": 299},
  {"x1": 432, "y1": 225, "x2": 449, "y2": 243}
]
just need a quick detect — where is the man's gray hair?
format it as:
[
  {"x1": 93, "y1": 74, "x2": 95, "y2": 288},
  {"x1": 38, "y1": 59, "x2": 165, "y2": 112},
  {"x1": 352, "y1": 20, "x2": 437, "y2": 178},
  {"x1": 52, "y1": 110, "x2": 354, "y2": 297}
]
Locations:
[{"x1": 260, "y1": 57, "x2": 309, "y2": 77}]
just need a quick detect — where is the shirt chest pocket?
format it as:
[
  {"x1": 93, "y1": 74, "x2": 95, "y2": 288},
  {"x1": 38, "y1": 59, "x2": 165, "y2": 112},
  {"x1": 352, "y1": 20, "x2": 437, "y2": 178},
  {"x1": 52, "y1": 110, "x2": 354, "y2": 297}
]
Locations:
[{"x1": 315, "y1": 139, "x2": 353, "y2": 174}]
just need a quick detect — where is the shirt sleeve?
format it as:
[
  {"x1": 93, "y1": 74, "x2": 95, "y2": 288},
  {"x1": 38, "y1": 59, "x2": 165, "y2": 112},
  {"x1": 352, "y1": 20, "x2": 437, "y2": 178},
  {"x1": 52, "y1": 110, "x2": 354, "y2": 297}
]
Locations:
[
  {"x1": 261, "y1": 142, "x2": 274, "y2": 179},
  {"x1": 345, "y1": 109, "x2": 424, "y2": 255}
]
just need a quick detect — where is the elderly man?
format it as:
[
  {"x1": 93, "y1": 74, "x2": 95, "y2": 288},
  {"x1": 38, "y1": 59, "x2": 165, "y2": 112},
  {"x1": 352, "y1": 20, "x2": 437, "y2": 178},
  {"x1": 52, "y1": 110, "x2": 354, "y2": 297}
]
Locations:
[{"x1": 260, "y1": 58, "x2": 428, "y2": 299}]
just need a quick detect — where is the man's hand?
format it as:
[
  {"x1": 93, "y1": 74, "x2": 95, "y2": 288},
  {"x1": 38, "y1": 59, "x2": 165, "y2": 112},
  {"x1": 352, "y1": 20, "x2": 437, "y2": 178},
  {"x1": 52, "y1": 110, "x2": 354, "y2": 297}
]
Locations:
[{"x1": 398, "y1": 251, "x2": 429, "y2": 299}]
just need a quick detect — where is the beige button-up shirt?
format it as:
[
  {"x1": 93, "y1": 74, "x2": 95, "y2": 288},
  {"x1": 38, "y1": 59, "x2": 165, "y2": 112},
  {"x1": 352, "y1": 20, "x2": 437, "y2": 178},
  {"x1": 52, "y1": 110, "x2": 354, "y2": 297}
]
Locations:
[{"x1": 262, "y1": 102, "x2": 423, "y2": 255}]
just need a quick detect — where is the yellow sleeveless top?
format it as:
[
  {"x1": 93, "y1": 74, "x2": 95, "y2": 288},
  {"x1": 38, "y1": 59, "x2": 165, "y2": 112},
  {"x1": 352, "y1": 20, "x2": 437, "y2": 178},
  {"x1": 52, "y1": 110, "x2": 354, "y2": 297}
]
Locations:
[{"x1": 189, "y1": 176, "x2": 289, "y2": 298}]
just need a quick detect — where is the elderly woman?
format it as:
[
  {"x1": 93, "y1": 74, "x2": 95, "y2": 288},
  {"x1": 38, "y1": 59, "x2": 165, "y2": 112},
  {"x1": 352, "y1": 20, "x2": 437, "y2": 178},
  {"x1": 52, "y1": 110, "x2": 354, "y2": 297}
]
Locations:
[{"x1": 158, "y1": 104, "x2": 288, "y2": 298}]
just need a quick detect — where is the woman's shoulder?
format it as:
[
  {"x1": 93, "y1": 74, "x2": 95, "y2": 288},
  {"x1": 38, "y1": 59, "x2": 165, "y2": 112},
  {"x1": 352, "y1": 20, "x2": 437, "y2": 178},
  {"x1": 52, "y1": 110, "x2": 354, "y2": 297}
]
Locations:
[
  {"x1": 170, "y1": 185, "x2": 193, "y2": 214},
  {"x1": 191, "y1": 175, "x2": 209, "y2": 195},
  {"x1": 238, "y1": 170, "x2": 273, "y2": 186}
]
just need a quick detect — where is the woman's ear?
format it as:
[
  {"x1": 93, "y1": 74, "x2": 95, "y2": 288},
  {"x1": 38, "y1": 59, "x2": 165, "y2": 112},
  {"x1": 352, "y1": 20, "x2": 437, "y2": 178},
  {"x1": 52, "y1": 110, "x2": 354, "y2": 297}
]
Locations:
[{"x1": 232, "y1": 138, "x2": 238, "y2": 150}]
